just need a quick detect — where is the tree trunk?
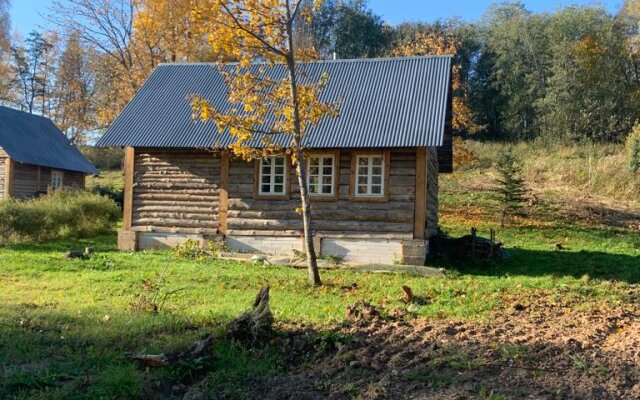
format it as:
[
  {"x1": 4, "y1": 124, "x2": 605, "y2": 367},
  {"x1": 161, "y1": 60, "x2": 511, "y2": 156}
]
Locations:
[
  {"x1": 285, "y1": 2, "x2": 321, "y2": 286},
  {"x1": 294, "y1": 148, "x2": 321, "y2": 286}
]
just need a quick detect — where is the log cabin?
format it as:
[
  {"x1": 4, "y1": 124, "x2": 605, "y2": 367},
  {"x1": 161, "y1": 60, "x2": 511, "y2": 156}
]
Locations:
[
  {"x1": 97, "y1": 56, "x2": 453, "y2": 265},
  {"x1": 0, "y1": 106, "x2": 97, "y2": 199}
]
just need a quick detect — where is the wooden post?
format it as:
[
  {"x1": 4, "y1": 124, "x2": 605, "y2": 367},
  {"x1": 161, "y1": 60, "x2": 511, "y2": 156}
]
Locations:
[
  {"x1": 219, "y1": 152, "x2": 229, "y2": 235},
  {"x1": 4, "y1": 157, "x2": 12, "y2": 198},
  {"x1": 413, "y1": 147, "x2": 427, "y2": 239},
  {"x1": 123, "y1": 147, "x2": 135, "y2": 230}
]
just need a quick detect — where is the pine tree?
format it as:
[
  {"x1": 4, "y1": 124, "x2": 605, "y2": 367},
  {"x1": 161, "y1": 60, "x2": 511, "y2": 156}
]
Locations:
[{"x1": 495, "y1": 147, "x2": 528, "y2": 227}]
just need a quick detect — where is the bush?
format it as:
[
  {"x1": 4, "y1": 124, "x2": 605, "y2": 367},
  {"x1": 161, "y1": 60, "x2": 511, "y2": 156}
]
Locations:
[
  {"x1": 89, "y1": 184, "x2": 124, "y2": 209},
  {"x1": 627, "y1": 123, "x2": 640, "y2": 173},
  {"x1": 0, "y1": 190, "x2": 120, "y2": 243}
]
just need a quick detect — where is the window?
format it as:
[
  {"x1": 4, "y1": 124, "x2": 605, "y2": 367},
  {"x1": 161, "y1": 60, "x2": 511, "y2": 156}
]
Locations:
[
  {"x1": 50, "y1": 170, "x2": 64, "y2": 191},
  {"x1": 307, "y1": 154, "x2": 337, "y2": 197},
  {"x1": 258, "y1": 155, "x2": 288, "y2": 196},
  {"x1": 351, "y1": 152, "x2": 389, "y2": 201}
]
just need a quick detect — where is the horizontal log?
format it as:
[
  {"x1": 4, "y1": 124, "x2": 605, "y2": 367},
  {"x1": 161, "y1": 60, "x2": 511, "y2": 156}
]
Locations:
[
  {"x1": 134, "y1": 182, "x2": 219, "y2": 190},
  {"x1": 315, "y1": 231, "x2": 413, "y2": 240},
  {"x1": 133, "y1": 200, "x2": 220, "y2": 208},
  {"x1": 135, "y1": 188, "x2": 219, "y2": 196},
  {"x1": 132, "y1": 226, "x2": 218, "y2": 235},
  {"x1": 227, "y1": 218, "x2": 412, "y2": 233},
  {"x1": 227, "y1": 229, "x2": 302, "y2": 237},
  {"x1": 135, "y1": 192, "x2": 218, "y2": 200},
  {"x1": 132, "y1": 218, "x2": 219, "y2": 228},
  {"x1": 227, "y1": 209, "x2": 413, "y2": 223},
  {"x1": 135, "y1": 205, "x2": 218, "y2": 213},
  {"x1": 134, "y1": 213, "x2": 218, "y2": 221},
  {"x1": 228, "y1": 198, "x2": 412, "y2": 211}
]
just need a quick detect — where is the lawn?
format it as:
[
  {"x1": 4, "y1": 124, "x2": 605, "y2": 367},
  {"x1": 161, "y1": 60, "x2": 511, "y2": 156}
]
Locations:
[{"x1": 1, "y1": 157, "x2": 639, "y2": 399}]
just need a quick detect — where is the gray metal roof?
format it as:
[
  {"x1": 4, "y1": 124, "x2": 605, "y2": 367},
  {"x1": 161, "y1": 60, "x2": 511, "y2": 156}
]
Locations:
[
  {"x1": 0, "y1": 107, "x2": 97, "y2": 174},
  {"x1": 97, "y1": 56, "x2": 452, "y2": 149}
]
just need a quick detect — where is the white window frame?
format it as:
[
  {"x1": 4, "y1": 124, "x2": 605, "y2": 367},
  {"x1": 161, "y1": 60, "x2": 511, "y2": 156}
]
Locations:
[
  {"x1": 307, "y1": 153, "x2": 336, "y2": 197},
  {"x1": 354, "y1": 154, "x2": 385, "y2": 197},
  {"x1": 50, "y1": 170, "x2": 64, "y2": 191},
  {"x1": 258, "y1": 155, "x2": 288, "y2": 196}
]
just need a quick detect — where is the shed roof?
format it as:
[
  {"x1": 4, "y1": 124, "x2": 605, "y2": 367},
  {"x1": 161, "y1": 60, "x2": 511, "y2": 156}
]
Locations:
[
  {"x1": 97, "y1": 56, "x2": 452, "y2": 149},
  {"x1": 0, "y1": 106, "x2": 97, "y2": 174}
]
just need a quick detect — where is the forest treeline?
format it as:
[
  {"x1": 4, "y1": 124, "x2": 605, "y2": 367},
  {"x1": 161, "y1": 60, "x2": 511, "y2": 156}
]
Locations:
[{"x1": 1, "y1": 0, "x2": 640, "y2": 144}]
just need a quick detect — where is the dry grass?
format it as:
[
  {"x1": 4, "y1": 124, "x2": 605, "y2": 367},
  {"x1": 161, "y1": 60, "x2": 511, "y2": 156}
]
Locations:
[{"x1": 459, "y1": 140, "x2": 640, "y2": 205}]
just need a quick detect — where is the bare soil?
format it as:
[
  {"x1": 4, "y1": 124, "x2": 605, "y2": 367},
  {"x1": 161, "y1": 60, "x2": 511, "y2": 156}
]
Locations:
[{"x1": 188, "y1": 293, "x2": 640, "y2": 400}]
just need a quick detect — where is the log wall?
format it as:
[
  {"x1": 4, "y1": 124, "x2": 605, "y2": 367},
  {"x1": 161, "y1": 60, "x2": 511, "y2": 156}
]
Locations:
[
  {"x1": 227, "y1": 149, "x2": 417, "y2": 239},
  {"x1": 131, "y1": 149, "x2": 221, "y2": 235}
]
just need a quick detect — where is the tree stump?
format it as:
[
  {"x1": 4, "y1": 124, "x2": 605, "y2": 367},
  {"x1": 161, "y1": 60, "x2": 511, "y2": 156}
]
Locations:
[{"x1": 226, "y1": 284, "x2": 274, "y2": 345}]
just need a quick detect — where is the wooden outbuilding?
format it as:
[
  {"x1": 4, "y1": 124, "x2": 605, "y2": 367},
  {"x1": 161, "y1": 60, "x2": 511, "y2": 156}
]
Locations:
[
  {"x1": 0, "y1": 106, "x2": 97, "y2": 199},
  {"x1": 98, "y1": 56, "x2": 453, "y2": 265}
]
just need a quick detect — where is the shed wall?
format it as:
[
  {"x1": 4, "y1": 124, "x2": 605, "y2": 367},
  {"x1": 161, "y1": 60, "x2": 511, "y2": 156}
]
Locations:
[
  {"x1": 8, "y1": 162, "x2": 86, "y2": 199},
  {"x1": 131, "y1": 149, "x2": 221, "y2": 234},
  {"x1": 0, "y1": 149, "x2": 6, "y2": 198}
]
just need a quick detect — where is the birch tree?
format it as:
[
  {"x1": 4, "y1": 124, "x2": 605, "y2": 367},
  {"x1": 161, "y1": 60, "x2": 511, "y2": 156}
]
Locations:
[{"x1": 191, "y1": 0, "x2": 340, "y2": 286}]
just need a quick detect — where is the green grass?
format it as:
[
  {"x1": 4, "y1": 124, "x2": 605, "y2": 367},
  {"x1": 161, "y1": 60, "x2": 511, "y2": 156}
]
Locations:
[
  {"x1": 86, "y1": 170, "x2": 124, "y2": 192},
  {"x1": 1, "y1": 146, "x2": 639, "y2": 398}
]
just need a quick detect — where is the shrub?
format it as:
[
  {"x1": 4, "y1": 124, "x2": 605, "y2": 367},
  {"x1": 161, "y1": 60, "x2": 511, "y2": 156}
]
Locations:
[
  {"x1": 89, "y1": 184, "x2": 124, "y2": 209},
  {"x1": 86, "y1": 171, "x2": 125, "y2": 209},
  {"x1": 627, "y1": 123, "x2": 640, "y2": 173},
  {"x1": 172, "y1": 239, "x2": 220, "y2": 260},
  {"x1": 0, "y1": 190, "x2": 120, "y2": 243}
]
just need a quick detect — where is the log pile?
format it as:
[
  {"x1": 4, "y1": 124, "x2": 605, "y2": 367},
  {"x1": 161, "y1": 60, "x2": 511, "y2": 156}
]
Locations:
[{"x1": 430, "y1": 228, "x2": 503, "y2": 261}]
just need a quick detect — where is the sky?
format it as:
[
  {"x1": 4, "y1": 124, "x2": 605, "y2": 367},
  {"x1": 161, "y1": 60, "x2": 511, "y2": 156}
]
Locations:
[{"x1": 10, "y1": 0, "x2": 624, "y2": 36}]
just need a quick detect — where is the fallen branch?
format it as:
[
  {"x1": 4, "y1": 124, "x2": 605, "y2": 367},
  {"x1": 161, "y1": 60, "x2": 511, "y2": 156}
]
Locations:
[
  {"x1": 129, "y1": 284, "x2": 274, "y2": 368},
  {"x1": 130, "y1": 334, "x2": 215, "y2": 368}
]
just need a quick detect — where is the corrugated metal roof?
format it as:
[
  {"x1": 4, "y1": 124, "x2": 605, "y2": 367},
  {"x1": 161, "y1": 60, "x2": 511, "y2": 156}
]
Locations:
[
  {"x1": 0, "y1": 107, "x2": 97, "y2": 174},
  {"x1": 97, "y1": 56, "x2": 452, "y2": 149}
]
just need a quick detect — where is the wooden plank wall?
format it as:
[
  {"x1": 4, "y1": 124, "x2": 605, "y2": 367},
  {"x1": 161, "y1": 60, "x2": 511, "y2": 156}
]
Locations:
[
  {"x1": 11, "y1": 162, "x2": 39, "y2": 199},
  {"x1": 426, "y1": 147, "x2": 439, "y2": 238},
  {"x1": 0, "y1": 150, "x2": 6, "y2": 198},
  {"x1": 227, "y1": 149, "x2": 416, "y2": 239},
  {"x1": 7, "y1": 163, "x2": 87, "y2": 199},
  {"x1": 132, "y1": 149, "x2": 221, "y2": 235}
]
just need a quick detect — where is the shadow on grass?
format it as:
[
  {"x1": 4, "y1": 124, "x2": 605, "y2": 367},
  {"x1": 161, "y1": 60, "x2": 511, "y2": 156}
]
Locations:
[
  {"x1": 0, "y1": 304, "x2": 241, "y2": 399},
  {"x1": 437, "y1": 247, "x2": 640, "y2": 283},
  {"x1": 1, "y1": 234, "x2": 119, "y2": 254}
]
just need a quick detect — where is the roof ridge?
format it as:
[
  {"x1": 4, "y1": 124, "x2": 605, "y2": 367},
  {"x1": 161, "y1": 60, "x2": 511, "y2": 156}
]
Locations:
[{"x1": 157, "y1": 55, "x2": 454, "y2": 67}]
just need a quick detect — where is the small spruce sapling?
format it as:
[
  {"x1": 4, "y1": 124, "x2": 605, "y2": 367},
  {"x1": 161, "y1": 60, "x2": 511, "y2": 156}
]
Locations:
[
  {"x1": 627, "y1": 122, "x2": 640, "y2": 173},
  {"x1": 495, "y1": 147, "x2": 528, "y2": 227}
]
